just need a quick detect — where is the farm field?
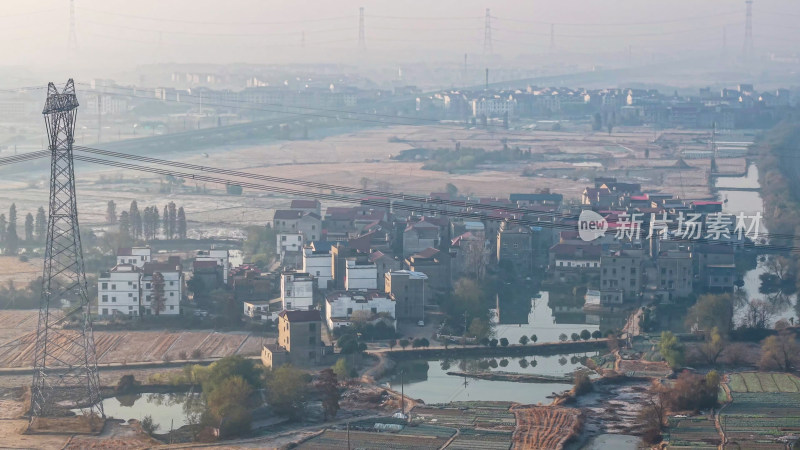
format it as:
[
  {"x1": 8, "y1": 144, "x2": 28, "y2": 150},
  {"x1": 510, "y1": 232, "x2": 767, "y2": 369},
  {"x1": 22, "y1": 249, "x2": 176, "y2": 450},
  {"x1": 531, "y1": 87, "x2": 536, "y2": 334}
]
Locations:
[
  {"x1": 412, "y1": 402, "x2": 517, "y2": 431},
  {"x1": 665, "y1": 415, "x2": 720, "y2": 449},
  {"x1": 511, "y1": 405, "x2": 582, "y2": 450},
  {"x1": 296, "y1": 426, "x2": 453, "y2": 450},
  {"x1": 0, "y1": 310, "x2": 260, "y2": 368},
  {"x1": 721, "y1": 372, "x2": 800, "y2": 449}
]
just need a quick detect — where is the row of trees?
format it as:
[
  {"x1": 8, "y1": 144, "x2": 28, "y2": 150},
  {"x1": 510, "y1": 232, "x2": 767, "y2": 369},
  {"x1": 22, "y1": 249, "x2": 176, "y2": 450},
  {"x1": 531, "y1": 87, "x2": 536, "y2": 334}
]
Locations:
[
  {"x1": 108, "y1": 200, "x2": 188, "y2": 242},
  {"x1": 0, "y1": 204, "x2": 47, "y2": 255}
]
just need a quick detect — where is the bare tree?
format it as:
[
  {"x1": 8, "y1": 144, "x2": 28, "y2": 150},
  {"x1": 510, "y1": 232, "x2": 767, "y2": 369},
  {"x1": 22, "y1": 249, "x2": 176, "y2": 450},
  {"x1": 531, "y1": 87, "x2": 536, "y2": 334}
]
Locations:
[
  {"x1": 759, "y1": 330, "x2": 800, "y2": 372},
  {"x1": 151, "y1": 272, "x2": 166, "y2": 316},
  {"x1": 741, "y1": 299, "x2": 774, "y2": 329}
]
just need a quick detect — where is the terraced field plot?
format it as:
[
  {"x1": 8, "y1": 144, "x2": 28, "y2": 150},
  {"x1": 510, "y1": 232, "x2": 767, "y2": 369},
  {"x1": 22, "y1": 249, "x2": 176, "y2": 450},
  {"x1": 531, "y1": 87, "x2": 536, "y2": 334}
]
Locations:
[
  {"x1": 512, "y1": 405, "x2": 581, "y2": 450},
  {"x1": 297, "y1": 426, "x2": 453, "y2": 450},
  {"x1": 0, "y1": 311, "x2": 259, "y2": 367},
  {"x1": 665, "y1": 416, "x2": 720, "y2": 449},
  {"x1": 412, "y1": 402, "x2": 517, "y2": 431},
  {"x1": 721, "y1": 372, "x2": 800, "y2": 449}
]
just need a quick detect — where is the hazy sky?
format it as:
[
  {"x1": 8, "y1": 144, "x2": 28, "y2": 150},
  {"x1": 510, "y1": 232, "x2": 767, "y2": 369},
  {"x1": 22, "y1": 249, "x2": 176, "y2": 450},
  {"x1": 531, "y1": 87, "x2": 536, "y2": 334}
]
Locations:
[{"x1": 3, "y1": 0, "x2": 800, "y2": 78}]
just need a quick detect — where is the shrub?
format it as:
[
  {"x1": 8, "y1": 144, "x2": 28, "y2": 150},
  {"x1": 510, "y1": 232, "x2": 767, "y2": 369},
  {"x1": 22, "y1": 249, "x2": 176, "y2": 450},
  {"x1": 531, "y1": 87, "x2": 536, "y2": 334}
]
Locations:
[
  {"x1": 519, "y1": 335, "x2": 529, "y2": 345},
  {"x1": 499, "y1": 338, "x2": 509, "y2": 347},
  {"x1": 178, "y1": 351, "x2": 188, "y2": 360},
  {"x1": 141, "y1": 415, "x2": 158, "y2": 435},
  {"x1": 489, "y1": 338, "x2": 498, "y2": 348},
  {"x1": 573, "y1": 371, "x2": 593, "y2": 396}
]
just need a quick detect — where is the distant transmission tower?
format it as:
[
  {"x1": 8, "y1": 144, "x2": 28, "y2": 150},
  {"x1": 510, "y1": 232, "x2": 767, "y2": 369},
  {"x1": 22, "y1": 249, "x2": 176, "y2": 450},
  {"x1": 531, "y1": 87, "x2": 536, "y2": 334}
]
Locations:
[
  {"x1": 743, "y1": 0, "x2": 754, "y2": 63},
  {"x1": 483, "y1": 9, "x2": 492, "y2": 55},
  {"x1": 358, "y1": 7, "x2": 366, "y2": 51},
  {"x1": 31, "y1": 80, "x2": 103, "y2": 420},
  {"x1": 68, "y1": 0, "x2": 77, "y2": 52}
]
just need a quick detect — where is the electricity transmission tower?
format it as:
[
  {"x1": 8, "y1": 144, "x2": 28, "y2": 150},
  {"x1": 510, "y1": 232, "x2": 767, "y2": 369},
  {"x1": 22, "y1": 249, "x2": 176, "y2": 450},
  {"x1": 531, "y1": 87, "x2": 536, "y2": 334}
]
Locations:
[
  {"x1": 483, "y1": 9, "x2": 492, "y2": 55},
  {"x1": 68, "y1": 0, "x2": 77, "y2": 52},
  {"x1": 743, "y1": 0, "x2": 753, "y2": 63},
  {"x1": 358, "y1": 7, "x2": 366, "y2": 51},
  {"x1": 31, "y1": 80, "x2": 103, "y2": 420}
]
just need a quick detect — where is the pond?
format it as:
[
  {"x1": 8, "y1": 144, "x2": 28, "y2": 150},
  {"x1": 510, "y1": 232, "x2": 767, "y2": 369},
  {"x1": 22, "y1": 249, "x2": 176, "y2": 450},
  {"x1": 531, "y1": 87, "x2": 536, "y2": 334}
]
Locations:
[
  {"x1": 384, "y1": 352, "x2": 594, "y2": 405},
  {"x1": 84, "y1": 392, "x2": 204, "y2": 432},
  {"x1": 715, "y1": 164, "x2": 798, "y2": 326}
]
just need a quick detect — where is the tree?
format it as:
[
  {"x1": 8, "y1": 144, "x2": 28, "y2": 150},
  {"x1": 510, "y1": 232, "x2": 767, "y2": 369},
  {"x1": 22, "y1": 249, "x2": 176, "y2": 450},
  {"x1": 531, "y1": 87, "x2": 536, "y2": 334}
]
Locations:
[
  {"x1": 399, "y1": 339, "x2": 410, "y2": 350},
  {"x1": 315, "y1": 368, "x2": 339, "y2": 420},
  {"x1": 265, "y1": 365, "x2": 310, "y2": 420},
  {"x1": 573, "y1": 371, "x2": 593, "y2": 396},
  {"x1": 226, "y1": 183, "x2": 243, "y2": 195},
  {"x1": 177, "y1": 207, "x2": 187, "y2": 239},
  {"x1": 388, "y1": 339, "x2": 396, "y2": 350},
  {"x1": 700, "y1": 327, "x2": 726, "y2": 365},
  {"x1": 130, "y1": 201, "x2": 142, "y2": 240},
  {"x1": 106, "y1": 200, "x2": 117, "y2": 224},
  {"x1": 571, "y1": 333, "x2": 580, "y2": 342},
  {"x1": 759, "y1": 331, "x2": 800, "y2": 371},
  {"x1": 531, "y1": 334, "x2": 538, "y2": 344},
  {"x1": 24, "y1": 213, "x2": 33, "y2": 242},
  {"x1": 333, "y1": 358, "x2": 353, "y2": 380},
  {"x1": 685, "y1": 294, "x2": 734, "y2": 334},
  {"x1": 741, "y1": 299, "x2": 774, "y2": 329},
  {"x1": 412, "y1": 337, "x2": 429, "y2": 348},
  {"x1": 34, "y1": 207, "x2": 46, "y2": 242},
  {"x1": 168, "y1": 202, "x2": 177, "y2": 239},
  {"x1": 467, "y1": 317, "x2": 491, "y2": 340},
  {"x1": 118, "y1": 211, "x2": 131, "y2": 243},
  {"x1": 659, "y1": 331, "x2": 684, "y2": 369},
  {"x1": 559, "y1": 333, "x2": 568, "y2": 342},
  {"x1": 499, "y1": 337, "x2": 509, "y2": 347},
  {"x1": 638, "y1": 387, "x2": 667, "y2": 445},
  {"x1": 445, "y1": 183, "x2": 459, "y2": 198},
  {"x1": 489, "y1": 338, "x2": 498, "y2": 348},
  {"x1": 150, "y1": 272, "x2": 166, "y2": 316},
  {"x1": 162, "y1": 205, "x2": 169, "y2": 238},
  {"x1": 6, "y1": 204, "x2": 18, "y2": 255},
  {"x1": 337, "y1": 333, "x2": 365, "y2": 354},
  {"x1": 141, "y1": 415, "x2": 158, "y2": 435},
  {"x1": 592, "y1": 330, "x2": 602, "y2": 340},
  {"x1": 205, "y1": 375, "x2": 253, "y2": 436},
  {"x1": 519, "y1": 335, "x2": 529, "y2": 346},
  {"x1": 580, "y1": 329, "x2": 591, "y2": 341}
]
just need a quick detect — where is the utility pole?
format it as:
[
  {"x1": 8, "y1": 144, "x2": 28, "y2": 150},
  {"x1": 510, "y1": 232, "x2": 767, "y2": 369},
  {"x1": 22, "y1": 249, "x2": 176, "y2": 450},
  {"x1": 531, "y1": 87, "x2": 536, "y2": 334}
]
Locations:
[
  {"x1": 358, "y1": 7, "x2": 366, "y2": 51},
  {"x1": 483, "y1": 9, "x2": 492, "y2": 55},
  {"x1": 400, "y1": 369, "x2": 405, "y2": 418}
]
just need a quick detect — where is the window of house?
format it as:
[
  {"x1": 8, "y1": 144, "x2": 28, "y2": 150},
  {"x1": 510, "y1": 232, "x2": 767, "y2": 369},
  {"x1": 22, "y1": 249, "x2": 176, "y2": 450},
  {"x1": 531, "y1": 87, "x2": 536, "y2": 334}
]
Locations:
[
  {"x1": 297, "y1": 236, "x2": 301, "y2": 241},
  {"x1": 128, "y1": 281, "x2": 132, "y2": 286},
  {"x1": 286, "y1": 302, "x2": 292, "y2": 309},
  {"x1": 146, "y1": 295, "x2": 151, "y2": 302},
  {"x1": 111, "y1": 284, "x2": 116, "y2": 290},
  {"x1": 316, "y1": 271, "x2": 320, "y2": 276},
  {"x1": 308, "y1": 336, "x2": 315, "y2": 345},
  {"x1": 128, "y1": 306, "x2": 133, "y2": 311},
  {"x1": 102, "y1": 295, "x2": 108, "y2": 302},
  {"x1": 170, "y1": 305, "x2": 175, "y2": 310},
  {"x1": 102, "y1": 283, "x2": 108, "y2": 289},
  {"x1": 102, "y1": 308, "x2": 108, "y2": 315},
  {"x1": 170, "y1": 281, "x2": 174, "y2": 286},
  {"x1": 311, "y1": 225, "x2": 316, "y2": 230},
  {"x1": 346, "y1": 308, "x2": 353, "y2": 315},
  {"x1": 308, "y1": 323, "x2": 315, "y2": 331},
  {"x1": 146, "y1": 283, "x2": 151, "y2": 289},
  {"x1": 281, "y1": 235, "x2": 286, "y2": 241},
  {"x1": 112, "y1": 297, "x2": 116, "y2": 302},
  {"x1": 170, "y1": 292, "x2": 174, "y2": 296},
  {"x1": 286, "y1": 290, "x2": 291, "y2": 297},
  {"x1": 371, "y1": 307, "x2": 377, "y2": 314},
  {"x1": 128, "y1": 293, "x2": 133, "y2": 297}
]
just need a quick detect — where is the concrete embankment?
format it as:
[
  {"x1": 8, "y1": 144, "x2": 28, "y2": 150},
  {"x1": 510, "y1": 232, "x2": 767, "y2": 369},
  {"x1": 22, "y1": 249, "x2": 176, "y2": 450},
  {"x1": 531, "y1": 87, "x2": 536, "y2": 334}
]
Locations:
[{"x1": 445, "y1": 371, "x2": 572, "y2": 383}]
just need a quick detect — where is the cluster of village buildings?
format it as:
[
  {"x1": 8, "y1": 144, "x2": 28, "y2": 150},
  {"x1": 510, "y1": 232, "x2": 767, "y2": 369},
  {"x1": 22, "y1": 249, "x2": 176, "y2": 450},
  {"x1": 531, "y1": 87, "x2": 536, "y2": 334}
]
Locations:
[
  {"x1": 417, "y1": 83, "x2": 794, "y2": 129},
  {"x1": 95, "y1": 175, "x2": 744, "y2": 367}
]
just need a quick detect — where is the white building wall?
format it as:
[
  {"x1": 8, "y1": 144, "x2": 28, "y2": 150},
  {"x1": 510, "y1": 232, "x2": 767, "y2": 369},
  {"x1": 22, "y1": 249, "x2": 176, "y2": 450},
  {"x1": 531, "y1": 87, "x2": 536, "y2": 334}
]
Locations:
[
  {"x1": 345, "y1": 261, "x2": 378, "y2": 290},
  {"x1": 303, "y1": 251, "x2": 332, "y2": 289},
  {"x1": 325, "y1": 293, "x2": 395, "y2": 329},
  {"x1": 277, "y1": 233, "x2": 304, "y2": 255},
  {"x1": 98, "y1": 267, "x2": 141, "y2": 316},
  {"x1": 281, "y1": 273, "x2": 314, "y2": 310},
  {"x1": 116, "y1": 247, "x2": 151, "y2": 268}
]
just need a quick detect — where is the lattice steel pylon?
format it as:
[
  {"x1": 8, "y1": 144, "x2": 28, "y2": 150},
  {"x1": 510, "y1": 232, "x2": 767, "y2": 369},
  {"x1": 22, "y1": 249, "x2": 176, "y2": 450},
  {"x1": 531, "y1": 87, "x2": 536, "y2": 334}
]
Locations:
[{"x1": 31, "y1": 80, "x2": 103, "y2": 419}]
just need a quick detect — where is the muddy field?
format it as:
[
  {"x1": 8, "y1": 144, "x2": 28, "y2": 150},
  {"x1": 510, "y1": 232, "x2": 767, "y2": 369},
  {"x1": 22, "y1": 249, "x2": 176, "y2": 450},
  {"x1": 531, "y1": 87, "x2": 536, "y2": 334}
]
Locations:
[
  {"x1": 0, "y1": 310, "x2": 261, "y2": 368},
  {"x1": 0, "y1": 124, "x2": 738, "y2": 241}
]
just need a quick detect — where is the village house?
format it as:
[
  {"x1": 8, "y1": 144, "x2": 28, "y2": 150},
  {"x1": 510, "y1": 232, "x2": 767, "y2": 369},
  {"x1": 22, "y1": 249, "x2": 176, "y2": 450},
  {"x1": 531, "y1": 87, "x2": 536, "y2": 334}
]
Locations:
[
  {"x1": 116, "y1": 247, "x2": 151, "y2": 268},
  {"x1": 496, "y1": 221, "x2": 533, "y2": 276},
  {"x1": 324, "y1": 290, "x2": 396, "y2": 330},
  {"x1": 281, "y1": 271, "x2": 315, "y2": 310},
  {"x1": 385, "y1": 270, "x2": 428, "y2": 322},
  {"x1": 261, "y1": 310, "x2": 325, "y2": 369},
  {"x1": 302, "y1": 241, "x2": 333, "y2": 290}
]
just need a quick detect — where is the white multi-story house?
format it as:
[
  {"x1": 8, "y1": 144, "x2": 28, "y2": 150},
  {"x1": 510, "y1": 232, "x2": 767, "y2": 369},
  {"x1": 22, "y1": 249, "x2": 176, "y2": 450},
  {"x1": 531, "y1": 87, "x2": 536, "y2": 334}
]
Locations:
[
  {"x1": 325, "y1": 290, "x2": 395, "y2": 330},
  {"x1": 116, "y1": 247, "x2": 152, "y2": 268},
  {"x1": 281, "y1": 271, "x2": 315, "y2": 310},
  {"x1": 196, "y1": 249, "x2": 230, "y2": 284},
  {"x1": 141, "y1": 259, "x2": 183, "y2": 315},
  {"x1": 345, "y1": 259, "x2": 377, "y2": 290},
  {"x1": 303, "y1": 245, "x2": 332, "y2": 290},
  {"x1": 98, "y1": 264, "x2": 142, "y2": 317},
  {"x1": 277, "y1": 233, "x2": 304, "y2": 256}
]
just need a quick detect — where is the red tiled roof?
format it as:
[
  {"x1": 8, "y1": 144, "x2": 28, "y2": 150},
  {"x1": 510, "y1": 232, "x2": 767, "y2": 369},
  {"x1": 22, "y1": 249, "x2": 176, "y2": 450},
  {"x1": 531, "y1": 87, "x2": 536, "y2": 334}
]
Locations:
[
  {"x1": 413, "y1": 247, "x2": 440, "y2": 259},
  {"x1": 290, "y1": 199, "x2": 319, "y2": 209},
  {"x1": 692, "y1": 201, "x2": 722, "y2": 206}
]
